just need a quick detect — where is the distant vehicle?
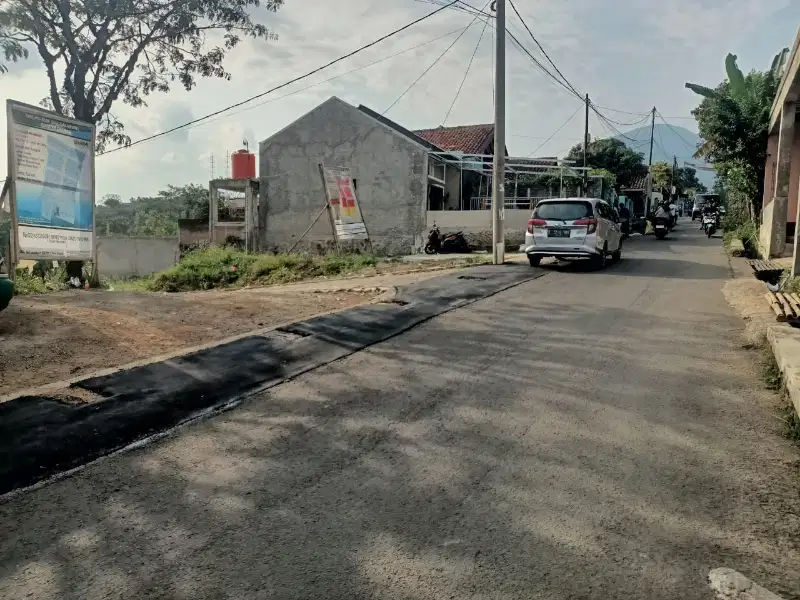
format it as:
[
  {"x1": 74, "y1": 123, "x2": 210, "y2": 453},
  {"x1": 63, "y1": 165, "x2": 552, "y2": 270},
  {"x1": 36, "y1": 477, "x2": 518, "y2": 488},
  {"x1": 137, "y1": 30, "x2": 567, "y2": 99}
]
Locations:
[
  {"x1": 692, "y1": 193, "x2": 720, "y2": 220},
  {"x1": 524, "y1": 197, "x2": 622, "y2": 269}
]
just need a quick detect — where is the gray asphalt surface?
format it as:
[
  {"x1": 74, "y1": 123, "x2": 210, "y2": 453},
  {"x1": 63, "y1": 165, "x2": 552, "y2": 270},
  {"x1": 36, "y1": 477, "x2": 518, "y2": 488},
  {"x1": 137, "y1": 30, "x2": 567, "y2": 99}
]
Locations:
[{"x1": 2, "y1": 222, "x2": 799, "y2": 600}]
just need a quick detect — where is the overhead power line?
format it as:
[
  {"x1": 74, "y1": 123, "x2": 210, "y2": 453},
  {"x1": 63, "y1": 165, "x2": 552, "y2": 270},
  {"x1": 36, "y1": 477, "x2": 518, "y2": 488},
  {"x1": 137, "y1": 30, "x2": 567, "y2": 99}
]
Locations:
[
  {"x1": 591, "y1": 104, "x2": 650, "y2": 117},
  {"x1": 507, "y1": 0, "x2": 581, "y2": 99},
  {"x1": 99, "y1": 0, "x2": 461, "y2": 156},
  {"x1": 445, "y1": 0, "x2": 584, "y2": 101},
  {"x1": 656, "y1": 109, "x2": 698, "y2": 154},
  {"x1": 188, "y1": 25, "x2": 479, "y2": 133},
  {"x1": 442, "y1": 15, "x2": 490, "y2": 125},
  {"x1": 527, "y1": 104, "x2": 582, "y2": 157},
  {"x1": 384, "y1": 0, "x2": 491, "y2": 114}
]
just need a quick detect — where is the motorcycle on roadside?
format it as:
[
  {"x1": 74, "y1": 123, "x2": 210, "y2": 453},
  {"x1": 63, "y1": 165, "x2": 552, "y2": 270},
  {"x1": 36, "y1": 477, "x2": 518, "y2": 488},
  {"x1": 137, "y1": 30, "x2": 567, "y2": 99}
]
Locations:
[{"x1": 424, "y1": 224, "x2": 471, "y2": 254}]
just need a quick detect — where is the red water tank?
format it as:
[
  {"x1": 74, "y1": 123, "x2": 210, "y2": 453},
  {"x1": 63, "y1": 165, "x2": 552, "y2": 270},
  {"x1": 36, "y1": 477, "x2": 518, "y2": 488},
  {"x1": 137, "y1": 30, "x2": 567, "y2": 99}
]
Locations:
[{"x1": 231, "y1": 149, "x2": 256, "y2": 179}]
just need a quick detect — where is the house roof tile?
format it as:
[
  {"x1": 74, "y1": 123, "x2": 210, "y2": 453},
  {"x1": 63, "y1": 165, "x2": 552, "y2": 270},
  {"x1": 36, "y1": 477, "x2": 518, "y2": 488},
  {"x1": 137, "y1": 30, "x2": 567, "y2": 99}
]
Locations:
[
  {"x1": 622, "y1": 175, "x2": 648, "y2": 191},
  {"x1": 412, "y1": 124, "x2": 495, "y2": 154}
]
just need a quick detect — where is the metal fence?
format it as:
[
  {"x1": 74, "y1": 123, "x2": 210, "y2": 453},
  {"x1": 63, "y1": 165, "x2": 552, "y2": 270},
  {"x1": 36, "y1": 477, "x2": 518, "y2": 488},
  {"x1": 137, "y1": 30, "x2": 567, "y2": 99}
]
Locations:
[{"x1": 469, "y1": 197, "x2": 547, "y2": 211}]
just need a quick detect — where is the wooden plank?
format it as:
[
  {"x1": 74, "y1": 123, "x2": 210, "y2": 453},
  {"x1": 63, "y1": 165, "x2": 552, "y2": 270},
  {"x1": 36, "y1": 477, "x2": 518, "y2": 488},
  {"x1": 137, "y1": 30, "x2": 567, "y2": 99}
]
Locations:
[
  {"x1": 776, "y1": 293, "x2": 795, "y2": 319},
  {"x1": 786, "y1": 293, "x2": 800, "y2": 316},
  {"x1": 766, "y1": 292, "x2": 787, "y2": 321}
]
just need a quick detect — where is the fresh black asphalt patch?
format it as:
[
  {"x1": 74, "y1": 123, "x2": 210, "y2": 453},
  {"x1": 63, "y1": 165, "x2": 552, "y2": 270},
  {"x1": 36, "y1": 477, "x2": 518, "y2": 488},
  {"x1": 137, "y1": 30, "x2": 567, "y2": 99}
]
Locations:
[{"x1": 0, "y1": 265, "x2": 543, "y2": 495}]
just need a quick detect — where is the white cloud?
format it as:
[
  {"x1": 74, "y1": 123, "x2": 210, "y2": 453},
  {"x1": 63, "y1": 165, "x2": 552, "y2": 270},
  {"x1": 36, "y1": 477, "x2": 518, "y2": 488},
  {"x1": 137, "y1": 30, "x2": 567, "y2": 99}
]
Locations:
[{"x1": 0, "y1": 0, "x2": 792, "y2": 200}]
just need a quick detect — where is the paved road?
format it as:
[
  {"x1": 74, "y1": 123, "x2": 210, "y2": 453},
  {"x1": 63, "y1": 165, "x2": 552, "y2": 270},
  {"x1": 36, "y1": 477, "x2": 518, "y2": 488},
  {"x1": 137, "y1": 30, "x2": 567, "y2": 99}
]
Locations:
[{"x1": 2, "y1": 223, "x2": 799, "y2": 600}]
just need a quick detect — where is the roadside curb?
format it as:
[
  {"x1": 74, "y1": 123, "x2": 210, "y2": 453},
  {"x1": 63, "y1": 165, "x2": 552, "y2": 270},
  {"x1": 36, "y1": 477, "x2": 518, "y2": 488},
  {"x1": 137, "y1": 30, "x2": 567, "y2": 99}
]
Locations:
[
  {"x1": 767, "y1": 326, "x2": 800, "y2": 418},
  {"x1": 709, "y1": 568, "x2": 786, "y2": 600}
]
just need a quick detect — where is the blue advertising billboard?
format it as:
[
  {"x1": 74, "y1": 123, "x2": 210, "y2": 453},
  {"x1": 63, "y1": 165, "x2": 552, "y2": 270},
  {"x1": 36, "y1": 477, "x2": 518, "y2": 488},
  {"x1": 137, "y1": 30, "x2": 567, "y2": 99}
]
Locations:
[{"x1": 7, "y1": 100, "x2": 95, "y2": 260}]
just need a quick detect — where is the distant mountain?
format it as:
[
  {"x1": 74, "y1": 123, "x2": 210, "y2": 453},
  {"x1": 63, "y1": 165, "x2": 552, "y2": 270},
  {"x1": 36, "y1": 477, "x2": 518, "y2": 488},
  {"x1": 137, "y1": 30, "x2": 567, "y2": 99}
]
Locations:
[{"x1": 614, "y1": 124, "x2": 716, "y2": 190}]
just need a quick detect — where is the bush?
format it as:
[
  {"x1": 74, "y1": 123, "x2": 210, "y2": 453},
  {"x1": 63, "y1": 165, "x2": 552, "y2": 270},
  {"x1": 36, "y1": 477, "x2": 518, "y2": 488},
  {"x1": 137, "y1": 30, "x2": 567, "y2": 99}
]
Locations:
[
  {"x1": 148, "y1": 248, "x2": 379, "y2": 292},
  {"x1": 13, "y1": 265, "x2": 68, "y2": 295},
  {"x1": 723, "y1": 219, "x2": 758, "y2": 258},
  {"x1": 148, "y1": 247, "x2": 258, "y2": 292}
]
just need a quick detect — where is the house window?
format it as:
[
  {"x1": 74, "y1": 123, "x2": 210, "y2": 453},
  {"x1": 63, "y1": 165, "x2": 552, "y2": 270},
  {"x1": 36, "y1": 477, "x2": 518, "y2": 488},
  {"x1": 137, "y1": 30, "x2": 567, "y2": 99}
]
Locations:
[{"x1": 428, "y1": 160, "x2": 445, "y2": 184}]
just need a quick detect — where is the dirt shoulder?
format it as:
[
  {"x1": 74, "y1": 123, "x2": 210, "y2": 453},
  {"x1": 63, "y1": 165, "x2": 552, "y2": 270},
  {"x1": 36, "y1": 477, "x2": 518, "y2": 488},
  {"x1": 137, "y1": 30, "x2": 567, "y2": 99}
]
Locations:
[{"x1": 0, "y1": 266, "x2": 461, "y2": 398}]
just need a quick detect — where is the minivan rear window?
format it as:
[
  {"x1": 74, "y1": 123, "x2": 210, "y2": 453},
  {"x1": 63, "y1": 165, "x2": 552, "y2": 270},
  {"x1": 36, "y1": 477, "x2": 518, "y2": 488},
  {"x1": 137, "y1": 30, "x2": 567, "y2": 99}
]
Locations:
[{"x1": 534, "y1": 201, "x2": 593, "y2": 221}]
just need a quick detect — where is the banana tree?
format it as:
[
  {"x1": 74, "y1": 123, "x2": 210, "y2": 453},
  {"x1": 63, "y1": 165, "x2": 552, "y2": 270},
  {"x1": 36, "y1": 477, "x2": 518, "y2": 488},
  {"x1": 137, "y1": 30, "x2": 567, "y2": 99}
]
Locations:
[
  {"x1": 686, "y1": 50, "x2": 787, "y2": 102},
  {"x1": 684, "y1": 49, "x2": 787, "y2": 220}
]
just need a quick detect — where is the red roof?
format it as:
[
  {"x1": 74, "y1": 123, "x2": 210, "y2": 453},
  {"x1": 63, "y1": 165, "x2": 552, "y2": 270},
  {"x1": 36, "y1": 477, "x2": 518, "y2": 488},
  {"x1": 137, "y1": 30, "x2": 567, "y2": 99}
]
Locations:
[{"x1": 412, "y1": 124, "x2": 494, "y2": 154}]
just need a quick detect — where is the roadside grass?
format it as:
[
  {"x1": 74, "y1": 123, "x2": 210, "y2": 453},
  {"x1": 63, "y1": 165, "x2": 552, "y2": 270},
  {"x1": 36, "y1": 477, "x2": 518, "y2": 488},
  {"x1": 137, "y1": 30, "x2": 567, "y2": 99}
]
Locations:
[
  {"x1": 102, "y1": 277, "x2": 152, "y2": 292},
  {"x1": 14, "y1": 249, "x2": 492, "y2": 296},
  {"x1": 12, "y1": 267, "x2": 68, "y2": 295},
  {"x1": 723, "y1": 220, "x2": 758, "y2": 258},
  {"x1": 761, "y1": 349, "x2": 800, "y2": 444},
  {"x1": 762, "y1": 350, "x2": 783, "y2": 391},
  {"x1": 780, "y1": 400, "x2": 800, "y2": 444},
  {"x1": 148, "y1": 248, "x2": 381, "y2": 292},
  {"x1": 779, "y1": 272, "x2": 800, "y2": 295}
]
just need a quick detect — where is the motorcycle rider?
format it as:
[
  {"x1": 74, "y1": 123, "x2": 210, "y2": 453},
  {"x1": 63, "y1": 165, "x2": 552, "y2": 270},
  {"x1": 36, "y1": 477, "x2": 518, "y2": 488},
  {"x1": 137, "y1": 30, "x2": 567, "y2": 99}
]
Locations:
[
  {"x1": 617, "y1": 202, "x2": 630, "y2": 236},
  {"x1": 654, "y1": 202, "x2": 670, "y2": 220},
  {"x1": 702, "y1": 199, "x2": 720, "y2": 225}
]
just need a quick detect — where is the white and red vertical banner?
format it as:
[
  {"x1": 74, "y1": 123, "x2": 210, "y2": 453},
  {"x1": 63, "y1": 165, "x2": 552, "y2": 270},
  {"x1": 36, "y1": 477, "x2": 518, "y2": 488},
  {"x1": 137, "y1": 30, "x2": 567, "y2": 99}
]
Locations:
[{"x1": 320, "y1": 165, "x2": 368, "y2": 241}]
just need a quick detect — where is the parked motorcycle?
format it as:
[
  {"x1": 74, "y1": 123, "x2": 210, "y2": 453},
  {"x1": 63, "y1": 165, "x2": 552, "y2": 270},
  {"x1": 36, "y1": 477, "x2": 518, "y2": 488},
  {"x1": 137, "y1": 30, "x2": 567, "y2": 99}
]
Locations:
[
  {"x1": 653, "y1": 216, "x2": 670, "y2": 240},
  {"x1": 424, "y1": 224, "x2": 471, "y2": 254}
]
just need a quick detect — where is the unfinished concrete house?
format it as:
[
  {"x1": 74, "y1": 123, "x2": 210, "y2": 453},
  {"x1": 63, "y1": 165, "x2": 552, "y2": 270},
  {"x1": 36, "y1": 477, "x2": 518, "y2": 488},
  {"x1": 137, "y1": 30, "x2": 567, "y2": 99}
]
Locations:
[{"x1": 259, "y1": 96, "x2": 438, "y2": 254}]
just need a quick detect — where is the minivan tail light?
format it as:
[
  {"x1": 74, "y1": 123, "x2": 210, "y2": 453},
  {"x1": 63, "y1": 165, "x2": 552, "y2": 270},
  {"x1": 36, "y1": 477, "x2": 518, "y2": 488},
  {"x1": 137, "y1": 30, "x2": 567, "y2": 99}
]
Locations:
[
  {"x1": 527, "y1": 218, "x2": 547, "y2": 233},
  {"x1": 573, "y1": 218, "x2": 597, "y2": 234}
]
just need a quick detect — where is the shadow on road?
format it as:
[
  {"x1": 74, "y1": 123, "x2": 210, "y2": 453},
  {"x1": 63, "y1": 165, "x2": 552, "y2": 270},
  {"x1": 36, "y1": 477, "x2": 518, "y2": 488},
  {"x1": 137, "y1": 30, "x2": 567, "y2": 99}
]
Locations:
[{"x1": 0, "y1": 274, "x2": 798, "y2": 599}]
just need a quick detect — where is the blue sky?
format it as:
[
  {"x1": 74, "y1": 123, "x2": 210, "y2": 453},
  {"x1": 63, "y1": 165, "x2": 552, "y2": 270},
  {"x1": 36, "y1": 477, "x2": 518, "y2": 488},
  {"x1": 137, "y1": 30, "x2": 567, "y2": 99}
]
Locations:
[{"x1": 0, "y1": 0, "x2": 797, "y2": 199}]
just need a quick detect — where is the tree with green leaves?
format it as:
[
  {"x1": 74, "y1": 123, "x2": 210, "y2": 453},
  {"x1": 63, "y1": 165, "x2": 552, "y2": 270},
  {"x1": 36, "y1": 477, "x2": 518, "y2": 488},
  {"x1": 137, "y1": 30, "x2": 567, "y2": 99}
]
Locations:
[
  {"x1": 0, "y1": 0, "x2": 284, "y2": 150},
  {"x1": 565, "y1": 138, "x2": 647, "y2": 190},
  {"x1": 97, "y1": 183, "x2": 209, "y2": 236},
  {"x1": 675, "y1": 165, "x2": 707, "y2": 196},
  {"x1": 0, "y1": 15, "x2": 27, "y2": 73},
  {"x1": 685, "y1": 50, "x2": 787, "y2": 219},
  {"x1": 649, "y1": 162, "x2": 707, "y2": 197}
]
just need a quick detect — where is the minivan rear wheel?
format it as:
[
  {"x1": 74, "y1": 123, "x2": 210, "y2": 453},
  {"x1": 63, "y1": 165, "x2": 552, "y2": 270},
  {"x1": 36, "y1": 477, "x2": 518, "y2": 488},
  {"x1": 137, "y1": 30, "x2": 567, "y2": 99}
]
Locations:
[{"x1": 592, "y1": 245, "x2": 608, "y2": 269}]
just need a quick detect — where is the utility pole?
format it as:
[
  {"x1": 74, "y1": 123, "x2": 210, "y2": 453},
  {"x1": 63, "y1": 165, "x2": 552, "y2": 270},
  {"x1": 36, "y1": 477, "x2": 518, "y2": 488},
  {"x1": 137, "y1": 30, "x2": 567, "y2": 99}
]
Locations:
[
  {"x1": 491, "y1": 0, "x2": 505, "y2": 265},
  {"x1": 583, "y1": 94, "x2": 589, "y2": 197},
  {"x1": 646, "y1": 106, "x2": 656, "y2": 215},
  {"x1": 670, "y1": 155, "x2": 677, "y2": 199}
]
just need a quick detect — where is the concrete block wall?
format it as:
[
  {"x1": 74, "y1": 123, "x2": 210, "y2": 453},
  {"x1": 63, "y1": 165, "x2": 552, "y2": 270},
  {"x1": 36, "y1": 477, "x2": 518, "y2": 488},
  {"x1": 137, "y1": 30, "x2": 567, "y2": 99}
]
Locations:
[
  {"x1": 259, "y1": 97, "x2": 428, "y2": 256},
  {"x1": 97, "y1": 236, "x2": 179, "y2": 278},
  {"x1": 427, "y1": 209, "x2": 532, "y2": 250}
]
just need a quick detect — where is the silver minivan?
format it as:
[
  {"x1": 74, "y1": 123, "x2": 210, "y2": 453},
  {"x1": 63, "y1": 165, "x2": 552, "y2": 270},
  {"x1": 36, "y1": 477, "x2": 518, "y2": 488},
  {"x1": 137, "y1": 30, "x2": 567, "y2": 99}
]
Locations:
[{"x1": 524, "y1": 198, "x2": 622, "y2": 268}]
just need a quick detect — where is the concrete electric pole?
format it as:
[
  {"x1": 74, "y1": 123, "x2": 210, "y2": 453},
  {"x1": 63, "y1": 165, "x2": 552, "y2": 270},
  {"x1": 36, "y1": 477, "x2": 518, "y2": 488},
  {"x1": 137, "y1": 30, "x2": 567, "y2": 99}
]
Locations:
[
  {"x1": 491, "y1": 0, "x2": 505, "y2": 265},
  {"x1": 583, "y1": 93, "x2": 590, "y2": 196},
  {"x1": 646, "y1": 106, "x2": 656, "y2": 215}
]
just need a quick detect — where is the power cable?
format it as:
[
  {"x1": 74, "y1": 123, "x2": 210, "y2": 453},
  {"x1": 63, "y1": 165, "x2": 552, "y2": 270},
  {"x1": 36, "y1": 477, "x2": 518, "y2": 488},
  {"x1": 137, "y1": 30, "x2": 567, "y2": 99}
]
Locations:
[
  {"x1": 98, "y1": 0, "x2": 461, "y2": 156},
  {"x1": 590, "y1": 106, "x2": 639, "y2": 143},
  {"x1": 445, "y1": 0, "x2": 584, "y2": 101},
  {"x1": 590, "y1": 104, "x2": 650, "y2": 117},
  {"x1": 527, "y1": 103, "x2": 582, "y2": 157},
  {"x1": 597, "y1": 111, "x2": 650, "y2": 128},
  {"x1": 442, "y1": 15, "x2": 490, "y2": 125},
  {"x1": 656, "y1": 110, "x2": 698, "y2": 154},
  {"x1": 507, "y1": 0, "x2": 581, "y2": 99},
  {"x1": 174, "y1": 24, "x2": 478, "y2": 133},
  {"x1": 383, "y1": 0, "x2": 491, "y2": 114}
]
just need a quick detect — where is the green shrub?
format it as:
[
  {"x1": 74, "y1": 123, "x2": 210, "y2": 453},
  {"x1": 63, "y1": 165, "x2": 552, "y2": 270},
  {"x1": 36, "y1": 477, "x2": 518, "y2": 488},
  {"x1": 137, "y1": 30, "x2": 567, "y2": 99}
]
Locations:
[
  {"x1": 13, "y1": 267, "x2": 68, "y2": 295},
  {"x1": 148, "y1": 248, "x2": 379, "y2": 292},
  {"x1": 148, "y1": 247, "x2": 258, "y2": 292}
]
